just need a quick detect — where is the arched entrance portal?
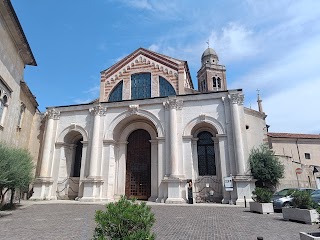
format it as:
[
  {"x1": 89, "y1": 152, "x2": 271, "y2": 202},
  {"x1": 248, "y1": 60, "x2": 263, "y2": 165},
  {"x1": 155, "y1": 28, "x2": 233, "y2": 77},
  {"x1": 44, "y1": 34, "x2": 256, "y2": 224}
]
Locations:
[{"x1": 125, "y1": 129, "x2": 151, "y2": 200}]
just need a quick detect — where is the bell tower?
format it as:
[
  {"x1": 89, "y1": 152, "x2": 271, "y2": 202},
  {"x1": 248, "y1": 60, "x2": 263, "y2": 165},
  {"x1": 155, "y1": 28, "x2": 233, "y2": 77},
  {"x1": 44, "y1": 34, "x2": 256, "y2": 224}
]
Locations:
[{"x1": 197, "y1": 46, "x2": 227, "y2": 92}]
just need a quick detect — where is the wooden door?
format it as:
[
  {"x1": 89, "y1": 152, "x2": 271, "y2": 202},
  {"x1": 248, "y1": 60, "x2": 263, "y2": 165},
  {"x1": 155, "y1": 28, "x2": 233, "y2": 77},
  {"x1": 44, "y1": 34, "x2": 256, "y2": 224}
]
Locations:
[{"x1": 125, "y1": 129, "x2": 151, "y2": 200}]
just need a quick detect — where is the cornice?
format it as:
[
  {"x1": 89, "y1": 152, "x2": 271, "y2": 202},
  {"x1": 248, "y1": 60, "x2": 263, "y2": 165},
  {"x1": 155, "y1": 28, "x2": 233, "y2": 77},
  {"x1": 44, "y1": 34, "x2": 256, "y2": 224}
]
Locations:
[{"x1": 0, "y1": 0, "x2": 37, "y2": 66}]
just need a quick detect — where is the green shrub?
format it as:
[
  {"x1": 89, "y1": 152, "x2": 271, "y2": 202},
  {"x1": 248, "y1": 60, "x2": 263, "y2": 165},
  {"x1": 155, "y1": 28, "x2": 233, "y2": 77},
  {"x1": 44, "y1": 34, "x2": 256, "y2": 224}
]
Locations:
[
  {"x1": 292, "y1": 191, "x2": 314, "y2": 209},
  {"x1": 252, "y1": 187, "x2": 273, "y2": 203},
  {"x1": 93, "y1": 196, "x2": 155, "y2": 240},
  {"x1": 249, "y1": 144, "x2": 284, "y2": 189}
]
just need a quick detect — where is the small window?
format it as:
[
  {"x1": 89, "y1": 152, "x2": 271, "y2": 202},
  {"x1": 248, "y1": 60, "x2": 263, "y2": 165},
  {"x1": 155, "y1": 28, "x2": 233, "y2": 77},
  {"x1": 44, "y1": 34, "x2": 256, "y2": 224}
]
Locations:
[
  {"x1": 305, "y1": 153, "x2": 311, "y2": 159},
  {"x1": 17, "y1": 103, "x2": 26, "y2": 129}
]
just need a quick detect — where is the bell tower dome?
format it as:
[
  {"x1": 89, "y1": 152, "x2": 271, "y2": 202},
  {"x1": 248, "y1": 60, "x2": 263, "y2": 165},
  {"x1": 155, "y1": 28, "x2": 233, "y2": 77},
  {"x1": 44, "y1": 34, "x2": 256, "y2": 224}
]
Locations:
[{"x1": 197, "y1": 47, "x2": 227, "y2": 92}]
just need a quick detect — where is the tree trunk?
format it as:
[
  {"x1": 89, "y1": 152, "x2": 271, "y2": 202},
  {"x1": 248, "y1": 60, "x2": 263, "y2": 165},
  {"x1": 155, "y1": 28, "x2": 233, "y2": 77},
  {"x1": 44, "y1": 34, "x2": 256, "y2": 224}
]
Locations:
[
  {"x1": 10, "y1": 188, "x2": 15, "y2": 206},
  {"x1": 0, "y1": 187, "x2": 9, "y2": 209}
]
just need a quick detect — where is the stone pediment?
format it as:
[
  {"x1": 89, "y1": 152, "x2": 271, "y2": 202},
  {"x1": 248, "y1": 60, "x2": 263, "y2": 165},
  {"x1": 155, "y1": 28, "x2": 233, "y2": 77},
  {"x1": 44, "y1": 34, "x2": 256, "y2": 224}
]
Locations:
[
  {"x1": 101, "y1": 48, "x2": 183, "y2": 79},
  {"x1": 100, "y1": 48, "x2": 194, "y2": 101}
]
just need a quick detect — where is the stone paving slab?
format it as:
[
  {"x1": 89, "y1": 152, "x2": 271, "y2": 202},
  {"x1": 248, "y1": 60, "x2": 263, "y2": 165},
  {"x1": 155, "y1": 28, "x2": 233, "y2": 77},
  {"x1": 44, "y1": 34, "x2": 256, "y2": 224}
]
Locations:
[{"x1": 0, "y1": 203, "x2": 318, "y2": 240}]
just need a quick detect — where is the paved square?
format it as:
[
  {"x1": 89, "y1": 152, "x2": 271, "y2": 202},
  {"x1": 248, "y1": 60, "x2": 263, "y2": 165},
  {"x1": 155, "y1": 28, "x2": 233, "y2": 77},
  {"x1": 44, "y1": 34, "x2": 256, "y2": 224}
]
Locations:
[{"x1": 0, "y1": 203, "x2": 318, "y2": 240}]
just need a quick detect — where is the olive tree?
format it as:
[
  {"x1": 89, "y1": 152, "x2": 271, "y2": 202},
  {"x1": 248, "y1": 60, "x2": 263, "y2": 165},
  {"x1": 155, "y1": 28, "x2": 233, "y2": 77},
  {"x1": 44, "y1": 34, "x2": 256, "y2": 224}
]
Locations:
[
  {"x1": 0, "y1": 143, "x2": 34, "y2": 208},
  {"x1": 249, "y1": 144, "x2": 284, "y2": 190}
]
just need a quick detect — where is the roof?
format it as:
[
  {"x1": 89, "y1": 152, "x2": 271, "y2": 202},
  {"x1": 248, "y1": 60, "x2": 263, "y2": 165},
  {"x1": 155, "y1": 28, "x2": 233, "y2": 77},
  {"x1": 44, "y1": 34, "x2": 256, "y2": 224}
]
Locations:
[
  {"x1": 101, "y1": 47, "x2": 185, "y2": 74},
  {"x1": 0, "y1": 0, "x2": 37, "y2": 66},
  {"x1": 201, "y1": 47, "x2": 218, "y2": 59},
  {"x1": 268, "y1": 132, "x2": 320, "y2": 139}
]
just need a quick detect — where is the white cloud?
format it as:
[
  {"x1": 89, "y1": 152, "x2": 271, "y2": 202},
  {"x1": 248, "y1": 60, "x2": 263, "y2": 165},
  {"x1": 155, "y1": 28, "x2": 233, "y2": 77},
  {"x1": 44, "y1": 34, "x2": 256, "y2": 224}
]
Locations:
[
  {"x1": 208, "y1": 22, "x2": 259, "y2": 63},
  {"x1": 125, "y1": 0, "x2": 153, "y2": 10},
  {"x1": 148, "y1": 44, "x2": 160, "y2": 52}
]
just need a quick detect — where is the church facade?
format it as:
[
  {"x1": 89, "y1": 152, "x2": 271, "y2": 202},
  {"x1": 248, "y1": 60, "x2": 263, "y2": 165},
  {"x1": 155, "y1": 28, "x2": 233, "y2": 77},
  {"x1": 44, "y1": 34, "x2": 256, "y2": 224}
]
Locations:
[{"x1": 32, "y1": 47, "x2": 267, "y2": 204}]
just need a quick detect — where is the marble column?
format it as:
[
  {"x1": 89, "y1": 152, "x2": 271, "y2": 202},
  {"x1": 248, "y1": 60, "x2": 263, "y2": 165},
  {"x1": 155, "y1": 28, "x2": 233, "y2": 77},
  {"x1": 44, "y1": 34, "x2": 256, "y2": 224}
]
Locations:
[
  {"x1": 88, "y1": 104, "x2": 106, "y2": 178},
  {"x1": 156, "y1": 137, "x2": 165, "y2": 203},
  {"x1": 40, "y1": 108, "x2": 60, "y2": 178},
  {"x1": 31, "y1": 108, "x2": 60, "y2": 200},
  {"x1": 81, "y1": 104, "x2": 106, "y2": 202},
  {"x1": 164, "y1": 98, "x2": 183, "y2": 178},
  {"x1": 230, "y1": 93, "x2": 245, "y2": 175},
  {"x1": 163, "y1": 98, "x2": 185, "y2": 204}
]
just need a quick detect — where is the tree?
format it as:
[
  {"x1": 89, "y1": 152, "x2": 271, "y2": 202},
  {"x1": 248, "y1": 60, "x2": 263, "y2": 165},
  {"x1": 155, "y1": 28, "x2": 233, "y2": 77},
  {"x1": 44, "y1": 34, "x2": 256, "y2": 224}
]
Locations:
[
  {"x1": 249, "y1": 144, "x2": 284, "y2": 190},
  {"x1": 0, "y1": 143, "x2": 34, "y2": 208},
  {"x1": 93, "y1": 196, "x2": 155, "y2": 240}
]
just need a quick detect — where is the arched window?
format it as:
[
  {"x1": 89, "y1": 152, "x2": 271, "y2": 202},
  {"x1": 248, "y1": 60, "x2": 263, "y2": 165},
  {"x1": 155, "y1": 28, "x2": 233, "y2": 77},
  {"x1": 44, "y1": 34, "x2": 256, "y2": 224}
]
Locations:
[
  {"x1": 197, "y1": 131, "x2": 216, "y2": 175},
  {"x1": 213, "y1": 76, "x2": 221, "y2": 89},
  {"x1": 0, "y1": 95, "x2": 8, "y2": 126},
  {"x1": 159, "y1": 76, "x2": 176, "y2": 97},
  {"x1": 109, "y1": 81, "x2": 123, "y2": 102},
  {"x1": 131, "y1": 73, "x2": 151, "y2": 100}
]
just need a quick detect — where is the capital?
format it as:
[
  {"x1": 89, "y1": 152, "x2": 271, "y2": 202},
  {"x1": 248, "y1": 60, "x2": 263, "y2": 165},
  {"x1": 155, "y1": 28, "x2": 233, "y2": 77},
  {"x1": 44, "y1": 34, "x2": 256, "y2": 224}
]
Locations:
[
  {"x1": 46, "y1": 108, "x2": 60, "y2": 120},
  {"x1": 89, "y1": 104, "x2": 107, "y2": 116},
  {"x1": 230, "y1": 93, "x2": 244, "y2": 105},
  {"x1": 163, "y1": 98, "x2": 183, "y2": 110}
]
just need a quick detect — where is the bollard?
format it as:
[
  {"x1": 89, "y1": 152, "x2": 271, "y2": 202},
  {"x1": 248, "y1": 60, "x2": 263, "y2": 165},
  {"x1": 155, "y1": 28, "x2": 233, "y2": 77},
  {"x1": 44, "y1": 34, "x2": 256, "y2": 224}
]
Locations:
[
  {"x1": 244, "y1": 196, "x2": 247, "y2": 208},
  {"x1": 257, "y1": 237, "x2": 263, "y2": 240}
]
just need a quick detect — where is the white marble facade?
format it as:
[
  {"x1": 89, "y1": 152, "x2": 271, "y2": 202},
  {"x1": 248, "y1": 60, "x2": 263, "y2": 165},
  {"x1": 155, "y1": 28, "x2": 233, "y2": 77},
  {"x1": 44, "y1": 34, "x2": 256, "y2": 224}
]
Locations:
[{"x1": 32, "y1": 48, "x2": 266, "y2": 204}]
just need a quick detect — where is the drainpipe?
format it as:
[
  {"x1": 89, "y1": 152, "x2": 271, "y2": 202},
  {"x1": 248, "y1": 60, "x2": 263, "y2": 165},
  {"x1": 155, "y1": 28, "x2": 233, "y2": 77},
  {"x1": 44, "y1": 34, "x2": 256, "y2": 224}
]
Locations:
[{"x1": 296, "y1": 139, "x2": 301, "y2": 163}]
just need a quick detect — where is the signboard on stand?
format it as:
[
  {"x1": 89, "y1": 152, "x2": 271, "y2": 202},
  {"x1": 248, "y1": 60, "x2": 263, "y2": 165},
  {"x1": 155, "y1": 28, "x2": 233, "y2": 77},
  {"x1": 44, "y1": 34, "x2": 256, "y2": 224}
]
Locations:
[{"x1": 224, "y1": 176, "x2": 233, "y2": 191}]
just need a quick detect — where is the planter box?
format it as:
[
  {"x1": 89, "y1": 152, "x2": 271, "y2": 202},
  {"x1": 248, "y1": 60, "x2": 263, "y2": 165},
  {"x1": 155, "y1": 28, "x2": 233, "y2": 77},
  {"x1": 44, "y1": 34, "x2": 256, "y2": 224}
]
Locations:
[
  {"x1": 249, "y1": 202, "x2": 274, "y2": 214},
  {"x1": 300, "y1": 232, "x2": 320, "y2": 240},
  {"x1": 282, "y1": 208, "x2": 319, "y2": 225}
]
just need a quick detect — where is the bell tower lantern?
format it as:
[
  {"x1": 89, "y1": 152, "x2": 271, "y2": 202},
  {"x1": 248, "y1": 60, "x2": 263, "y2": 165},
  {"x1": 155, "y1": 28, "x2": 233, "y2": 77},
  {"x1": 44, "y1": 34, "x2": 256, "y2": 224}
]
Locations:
[{"x1": 197, "y1": 47, "x2": 227, "y2": 92}]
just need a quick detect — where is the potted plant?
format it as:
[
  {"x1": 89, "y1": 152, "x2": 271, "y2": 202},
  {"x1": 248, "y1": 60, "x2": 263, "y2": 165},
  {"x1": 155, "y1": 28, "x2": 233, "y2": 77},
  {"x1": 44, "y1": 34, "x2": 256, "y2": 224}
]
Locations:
[
  {"x1": 250, "y1": 187, "x2": 274, "y2": 214},
  {"x1": 282, "y1": 190, "x2": 319, "y2": 225}
]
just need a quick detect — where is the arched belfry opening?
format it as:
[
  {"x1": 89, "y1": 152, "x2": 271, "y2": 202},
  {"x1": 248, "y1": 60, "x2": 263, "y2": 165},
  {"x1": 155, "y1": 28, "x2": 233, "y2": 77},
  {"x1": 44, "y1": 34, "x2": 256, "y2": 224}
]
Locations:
[
  {"x1": 57, "y1": 130, "x2": 84, "y2": 200},
  {"x1": 125, "y1": 129, "x2": 151, "y2": 200}
]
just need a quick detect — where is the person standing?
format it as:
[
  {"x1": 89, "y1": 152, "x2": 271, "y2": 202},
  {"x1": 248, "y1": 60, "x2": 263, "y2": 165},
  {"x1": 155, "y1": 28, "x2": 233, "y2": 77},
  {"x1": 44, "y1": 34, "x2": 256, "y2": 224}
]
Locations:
[{"x1": 187, "y1": 180, "x2": 193, "y2": 204}]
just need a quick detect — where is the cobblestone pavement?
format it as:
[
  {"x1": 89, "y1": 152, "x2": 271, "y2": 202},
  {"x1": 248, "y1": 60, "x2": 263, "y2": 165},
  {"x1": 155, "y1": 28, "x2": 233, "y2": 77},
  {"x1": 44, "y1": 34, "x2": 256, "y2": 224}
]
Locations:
[{"x1": 0, "y1": 202, "x2": 318, "y2": 240}]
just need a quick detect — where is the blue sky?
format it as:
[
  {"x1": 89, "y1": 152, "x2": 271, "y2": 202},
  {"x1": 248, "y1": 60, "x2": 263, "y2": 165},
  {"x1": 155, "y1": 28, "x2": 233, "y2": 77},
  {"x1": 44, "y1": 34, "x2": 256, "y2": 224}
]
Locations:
[{"x1": 12, "y1": 0, "x2": 320, "y2": 133}]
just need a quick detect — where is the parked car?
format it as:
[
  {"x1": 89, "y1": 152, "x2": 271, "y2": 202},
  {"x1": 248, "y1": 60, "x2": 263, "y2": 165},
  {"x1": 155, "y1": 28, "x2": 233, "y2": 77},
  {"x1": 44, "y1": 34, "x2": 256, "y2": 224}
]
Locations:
[
  {"x1": 272, "y1": 188, "x2": 316, "y2": 210},
  {"x1": 311, "y1": 189, "x2": 320, "y2": 204}
]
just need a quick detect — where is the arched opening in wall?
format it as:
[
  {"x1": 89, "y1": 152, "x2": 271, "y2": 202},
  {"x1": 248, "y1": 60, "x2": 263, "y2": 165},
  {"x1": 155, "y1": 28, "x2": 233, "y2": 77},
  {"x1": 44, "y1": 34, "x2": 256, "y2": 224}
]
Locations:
[
  {"x1": 197, "y1": 131, "x2": 216, "y2": 176},
  {"x1": 58, "y1": 131, "x2": 84, "y2": 200},
  {"x1": 191, "y1": 123, "x2": 223, "y2": 203},
  {"x1": 125, "y1": 129, "x2": 151, "y2": 200},
  {"x1": 72, "y1": 138, "x2": 83, "y2": 177}
]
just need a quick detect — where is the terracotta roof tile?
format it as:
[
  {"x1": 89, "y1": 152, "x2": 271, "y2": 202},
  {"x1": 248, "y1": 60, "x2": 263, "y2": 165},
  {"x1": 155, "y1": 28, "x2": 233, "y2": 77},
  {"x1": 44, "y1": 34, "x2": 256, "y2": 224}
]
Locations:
[{"x1": 268, "y1": 132, "x2": 320, "y2": 139}]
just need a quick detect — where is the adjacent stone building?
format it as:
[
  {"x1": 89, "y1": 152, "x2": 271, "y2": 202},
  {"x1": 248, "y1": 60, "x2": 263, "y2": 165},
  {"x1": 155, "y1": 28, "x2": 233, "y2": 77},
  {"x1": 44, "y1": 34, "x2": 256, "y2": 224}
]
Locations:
[
  {"x1": 268, "y1": 133, "x2": 320, "y2": 190},
  {"x1": 0, "y1": 0, "x2": 41, "y2": 175},
  {"x1": 31, "y1": 47, "x2": 268, "y2": 204}
]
